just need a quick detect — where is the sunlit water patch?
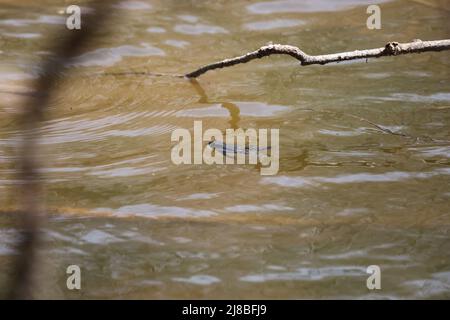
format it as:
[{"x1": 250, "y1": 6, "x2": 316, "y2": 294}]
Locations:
[
  {"x1": 246, "y1": 0, "x2": 391, "y2": 14},
  {"x1": 244, "y1": 19, "x2": 305, "y2": 31}
]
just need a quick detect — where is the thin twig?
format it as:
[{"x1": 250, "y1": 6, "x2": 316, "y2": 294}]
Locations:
[{"x1": 186, "y1": 39, "x2": 450, "y2": 78}]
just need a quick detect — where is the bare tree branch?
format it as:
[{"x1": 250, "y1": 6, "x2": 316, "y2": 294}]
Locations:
[{"x1": 186, "y1": 39, "x2": 450, "y2": 78}]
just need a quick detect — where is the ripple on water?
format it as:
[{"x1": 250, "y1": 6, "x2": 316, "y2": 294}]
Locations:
[
  {"x1": 318, "y1": 128, "x2": 366, "y2": 137},
  {"x1": 262, "y1": 168, "x2": 450, "y2": 188},
  {"x1": 2, "y1": 32, "x2": 41, "y2": 39},
  {"x1": 319, "y1": 250, "x2": 410, "y2": 262},
  {"x1": 36, "y1": 113, "x2": 175, "y2": 144},
  {"x1": 409, "y1": 146, "x2": 450, "y2": 158},
  {"x1": 402, "y1": 278, "x2": 450, "y2": 298},
  {"x1": 96, "y1": 203, "x2": 216, "y2": 218},
  {"x1": 37, "y1": 154, "x2": 160, "y2": 175},
  {"x1": 176, "y1": 101, "x2": 291, "y2": 118},
  {"x1": 177, "y1": 15, "x2": 199, "y2": 23},
  {"x1": 0, "y1": 229, "x2": 18, "y2": 256},
  {"x1": 88, "y1": 166, "x2": 163, "y2": 178},
  {"x1": 224, "y1": 204, "x2": 294, "y2": 213},
  {"x1": 172, "y1": 237, "x2": 193, "y2": 244},
  {"x1": 113, "y1": 1, "x2": 152, "y2": 10},
  {"x1": 164, "y1": 39, "x2": 190, "y2": 48},
  {"x1": 336, "y1": 208, "x2": 369, "y2": 216},
  {"x1": 247, "y1": 0, "x2": 391, "y2": 14},
  {"x1": 69, "y1": 44, "x2": 164, "y2": 67},
  {"x1": 172, "y1": 275, "x2": 221, "y2": 285},
  {"x1": 240, "y1": 266, "x2": 366, "y2": 282},
  {"x1": 102, "y1": 125, "x2": 177, "y2": 138},
  {"x1": 174, "y1": 24, "x2": 228, "y2": 35},
  {"x1": 176, "y1": 193, "x2": 220, "y2": 200},
  {"x1": 146, "y1": 27, "x2": 166, "y2": 33},
  {"x1": 0, "y1": 72, "x2": 36, "y2": 81},
  {"x1": 360, "y1": 92, "x2": 450, "y2": 103},
  {"x1": 361, "y1": 72, "x2": 392, "y2": 79},
  {"x1": 81, "y1": 230, "x2": 124, "y2": 245},
  {"x1": 244, "y1": 19, "x2": 305, "y2": 31},
  {"x1": 0, "y1": 15, "x2": 65, "y2": 27},
  {"x1": 433, "y1": 271, "x2": 450, "y2": 284}
]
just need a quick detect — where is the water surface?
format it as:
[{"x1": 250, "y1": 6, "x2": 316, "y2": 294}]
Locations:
[{"x1": 0, "y1": 0, "x2": 449, "y2": 298}]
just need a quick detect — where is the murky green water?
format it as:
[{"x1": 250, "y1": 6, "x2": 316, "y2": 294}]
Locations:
[{"x1": 1, "y1": 0, "x2": 450, "y2": 299}]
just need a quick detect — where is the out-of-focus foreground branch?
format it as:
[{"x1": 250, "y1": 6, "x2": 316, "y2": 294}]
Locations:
[
  {"x1": 8, "y1": 1, "x2": 118, "y2": 299},
  {"x1": 186, "y1": 39, "x2": 450, "y2": 78}
]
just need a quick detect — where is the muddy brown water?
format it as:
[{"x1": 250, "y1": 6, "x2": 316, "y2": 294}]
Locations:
[{"x1": 0, "y1": 0, "x2": 449, "y2": 298}]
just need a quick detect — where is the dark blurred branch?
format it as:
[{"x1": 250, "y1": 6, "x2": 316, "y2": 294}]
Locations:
[
  {"x1": 186, "y1": 39, "x2": 450, "y2": 78},
  {"x1": 9, "y1": 0, "x2": 118, "y2": 299}
]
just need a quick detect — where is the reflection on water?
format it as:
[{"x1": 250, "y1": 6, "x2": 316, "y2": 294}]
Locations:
[
  {"x1": 113, "y1": 1, "x2": 152, "y2": 10},
  {"x1": 70, "y1": 44, "x2": 165, "y2": 67},
  {"x1": 263, "y1": 167, "x2": 450, "y2": 188},
  {"x1": 0, "y1": 0, "x2": 450, "y2": 299},
  {"x1": 174, "y1": 23, "x2": 228, "y2": 35},
  {"x1": 244, "y1": 19, "x2": 306, "y2": 31},
  {"x1": 240, "y1": 266, "x2": 367, "y2": 282},
  {"x1": 246, "y1": 0, "x2": 391, "y2": 13}
]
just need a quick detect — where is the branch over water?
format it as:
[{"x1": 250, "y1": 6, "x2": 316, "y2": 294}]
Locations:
[{"x1": 186, "y1": 39, "x2": 450, "y2": 78}]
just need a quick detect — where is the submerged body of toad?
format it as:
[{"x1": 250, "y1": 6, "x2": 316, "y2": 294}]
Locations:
[{"x1": 207, "y1": 140, "x2": 271, "y2": 157}]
